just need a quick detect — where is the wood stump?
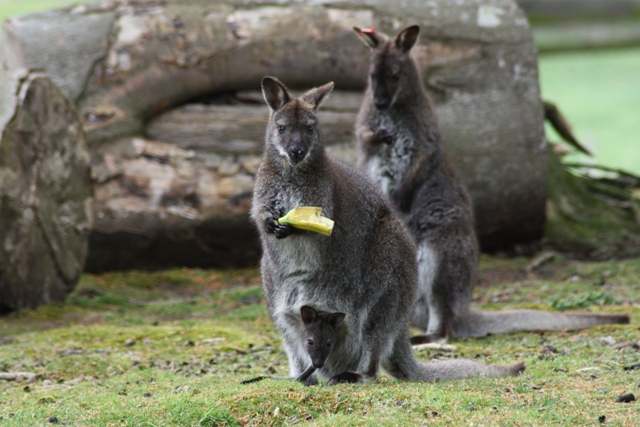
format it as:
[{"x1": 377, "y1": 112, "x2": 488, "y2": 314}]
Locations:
[{"x1": 0, "y1": 70, "x2": 92, "y2": 311}]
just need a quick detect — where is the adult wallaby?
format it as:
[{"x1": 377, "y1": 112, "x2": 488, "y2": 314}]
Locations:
[
  {"x1": 250, "y1": 76, "x2": 524, "y2": 385},
  {"x1": 354, "y1": 25, "x2": 630, "y2": 343}
]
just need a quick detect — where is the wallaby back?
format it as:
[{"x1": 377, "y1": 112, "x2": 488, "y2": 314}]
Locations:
[{"x1": 354, "y1": 25, "x2": 629, "y2": 342}]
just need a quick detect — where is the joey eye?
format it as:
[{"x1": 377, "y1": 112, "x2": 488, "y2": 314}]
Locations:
[
  {"x1": 326, "y1": 341, "x2": 332, "y2": 348},
  {"x1": 306, "y1": 125, "x2": 315, "y2": 134},
  {"x1": 392, "y1": 72, "x2": 401, "y2": 80},
  {"x1": 307, "y1": 339, "x2": 314, "y2": 346},
  {"x1": 369, "y1": 73, "x2": 376, "y2": 80},
  {"x1": 278, "y1": 125, "x2": 286, "y2": 134}
]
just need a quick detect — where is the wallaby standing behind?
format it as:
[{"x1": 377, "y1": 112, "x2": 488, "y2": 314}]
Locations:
[
  {"x1": 250, "y1": 76, "x2": 524, "y2": 385},
  {"x1": 354, "y1": 25, "x2": 629, "y2": 342}
]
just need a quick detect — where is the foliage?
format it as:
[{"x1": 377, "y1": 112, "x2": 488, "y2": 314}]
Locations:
[{"x1": 1, "y1": 256, "x2": 639, "y2": 426}]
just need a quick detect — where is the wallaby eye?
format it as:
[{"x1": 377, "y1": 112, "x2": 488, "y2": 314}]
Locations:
[
  {"x1": 369, "y1": 72, "x2": 376, "y2": 80},
  {"x1": 306, "y1": 125, "x2": 314, "y2": 134},
  {"x1": 392, "y1": 72, "x2": 401, "y2": 80},
  {"x1": 278, "y1": 125, "x2": 286, "y2": 134},
  {"x1": 326, "y1": 341, "x2": 332, "y2": 348},
  {"x1": 307, "y1": 339, "x2": 314, "y2": 346}
]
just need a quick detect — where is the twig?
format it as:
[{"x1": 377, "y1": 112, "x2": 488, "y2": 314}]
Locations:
[
  {"x1": 0, "y1": 372, "x2": 36, "y2": 381},
  {"x1": 543, "y1": 101, "x2": 593, "y2": 156}
]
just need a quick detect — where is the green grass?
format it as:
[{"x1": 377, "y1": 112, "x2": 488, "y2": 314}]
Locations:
[
  {"x1": 0, "y1": 0, "x2": 84, "y2": 22},
  {"x1": 538, "y1": 48, "x2": 640, "y2": 175},
  {"x1": 1, "y1": 256, "x2": 639, "y2": 426}
]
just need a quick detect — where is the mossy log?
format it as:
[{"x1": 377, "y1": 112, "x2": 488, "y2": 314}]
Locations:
[
  {"x1": 545, "y1": 147, "x2": 640, "y2": 259},
  {"x1": 0, "y1": 70, "x2": 93, "y2": 311}
]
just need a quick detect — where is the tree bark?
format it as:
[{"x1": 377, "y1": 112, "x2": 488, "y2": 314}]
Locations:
[
  {"x1": 2, "y1": 0, "x2": 547, "y2": 270},
  {"x1": 0, "y1": 70, "x2": 93, "y2": 311}
]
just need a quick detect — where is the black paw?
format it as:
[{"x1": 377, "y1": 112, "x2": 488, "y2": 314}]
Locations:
[
  {"x1": 265, "y1": 216, "x2": 279, "y2": 234},
  {"x1": 274, "y1": 223, "x2": 295, "y2": 239},
  {"x1": 265, "y1": 216, "x2": 296, "y2": 239},
  {"x1": 327, "y1": 372, "x2": 362, "y2": 385},
  {"x1": 373, "y1": 128, "x2": 394, "y2": 144}
]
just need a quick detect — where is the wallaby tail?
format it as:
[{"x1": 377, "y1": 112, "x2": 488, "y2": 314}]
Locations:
[
  {"x1": 453, "y1": 309, "x2": 630, "y2": 338},
  {"x1": 383, "y1": 336, "x2": 524, "y2": 382}
]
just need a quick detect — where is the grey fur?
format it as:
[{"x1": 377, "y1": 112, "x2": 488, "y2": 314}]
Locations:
[
  {"x1": 251, "y1": 76, "x2": 524, "y2": 384},
  {"x1": 354, "y1": 25, "x2": 630, "y2": 342}
]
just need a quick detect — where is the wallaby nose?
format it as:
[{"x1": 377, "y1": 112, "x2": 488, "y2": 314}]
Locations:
[
  {"x1": 288, "y1": 146, "x2": 307, "y2": 165},
  {"x1": 374, "y1": 97, "x2": 391, "y2": 111},
  {"x1": 312, "y1": 360, "x2": 324, "y2": 369}
]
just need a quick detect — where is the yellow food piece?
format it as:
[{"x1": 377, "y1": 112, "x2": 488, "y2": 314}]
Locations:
[{"x1": 278, "y1": 206, "x2": 334, "y2": 236}]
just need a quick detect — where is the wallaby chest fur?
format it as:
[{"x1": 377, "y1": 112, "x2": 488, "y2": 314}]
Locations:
[
  {"x1": 251, "y1": 76, "x2": 524, "y2": 384},
  {"x1": 354, "y1": 25, "x2": 629, "y2": 341}
]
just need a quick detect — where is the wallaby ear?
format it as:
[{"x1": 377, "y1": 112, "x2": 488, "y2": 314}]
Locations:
[
  {"x1": 300, "y1": 306, "x2": 318, "y2": 325},
  {"x1": 354, "y1": 26, "x2": 384, "y2": 49},
  {"x1": 302, "y1": 81, "x2": 335, "y2": 110},
  {"x1": 328, "y1": 312, "x2": 346, "y2": 329},
  {"x1": 261, "y1": 76, "x2": 291, "y2": 111},
  {"x1": 395, "y1": 25, "x2": 420, "y2": 52}
]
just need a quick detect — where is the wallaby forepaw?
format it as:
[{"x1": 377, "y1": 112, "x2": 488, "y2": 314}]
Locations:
[
  {"x1": 265, "y1": 216, "x2": 279, "y2": 234},
  {"x1": 372, "y1": 128, "x2": 394, "y2": 145},
  {"x1": 328, "y1": 372, "x2": 362, "y2": 385},
  {"x1": 265, "y1": 216, "x2": 295, "y2": 238},
  {"x1": 274, "y1": 223, "x2": 295, "y2": 239}
]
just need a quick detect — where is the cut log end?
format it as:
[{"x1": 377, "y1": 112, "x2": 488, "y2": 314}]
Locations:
[{"x1": 0, "y1": 72, "x2": 92, "y2": 311}]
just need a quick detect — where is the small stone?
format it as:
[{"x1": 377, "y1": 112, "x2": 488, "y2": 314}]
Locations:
[
  {"x1": 143, "y1": 392, "x2": 152, "y2": 398},
  {"x1": 42, "y1": 379, "x2": 53, "y2": 387},
  {"x1": 49, "y1": 416, "x2": 59, "y2": 423},
  {"x1": 598, "y1": 415, "x2": 606, "y2": 423},
  {"x1": 467, "y1": 406, "x2": 474, "y2": 411},
  {"x1": 615, "y1": 393, "x2": 635, "y2": 403},
  {"x1": 124, "y1": 338, "x2": 136, "y2": 347}
]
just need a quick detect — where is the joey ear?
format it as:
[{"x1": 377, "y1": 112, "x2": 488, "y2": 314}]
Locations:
[
  {"x1": 354, "y1": 26, "x2": 384, "y2": 49},
  {"x1": 328, "y1": 312, "x2": 346, "y2": 329},
  {"x1": 302, "y1": 82, "x2": 335, "y2": 110},
  {"x1": 300, "y1": 306, "x2": 318, "y2": 325},
  {"x1": 395, "y1": 25, "x2": 420, "y2": 52},
  {"x1": 261, "y1": 76, "x2": 291, "y2": 111}
]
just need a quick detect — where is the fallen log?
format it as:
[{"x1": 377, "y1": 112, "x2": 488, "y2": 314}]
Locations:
[
  {"x1": 2, "y1": 0, "x2": 547, "y2": 270},
  {"x1": 0, "y1": 70, "x2": 93, "y2": 311}
]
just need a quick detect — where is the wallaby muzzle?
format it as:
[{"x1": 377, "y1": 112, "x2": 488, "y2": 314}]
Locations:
[
  {"x1": 373, "y1": 85, "x2": 392, "y2": 111},
  {"x1": 288, "y1": 145, "x2": 308, "y2": 165},
  {"x1": 374, "y1": 97, "x2": 391, "y2": 111}
]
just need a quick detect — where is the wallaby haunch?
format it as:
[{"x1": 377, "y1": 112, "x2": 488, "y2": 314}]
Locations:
[
  {"x1": 354, "y1": 25, "x2": 630, "y2": 343},
  {"x1": 251, "y1": 76, "x2": 525, "y2": 385}
]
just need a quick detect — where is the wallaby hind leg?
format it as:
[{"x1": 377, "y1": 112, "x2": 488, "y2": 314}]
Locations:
[{"x1": 328, "y1": 346, "x2": 380, "y2": 385}]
